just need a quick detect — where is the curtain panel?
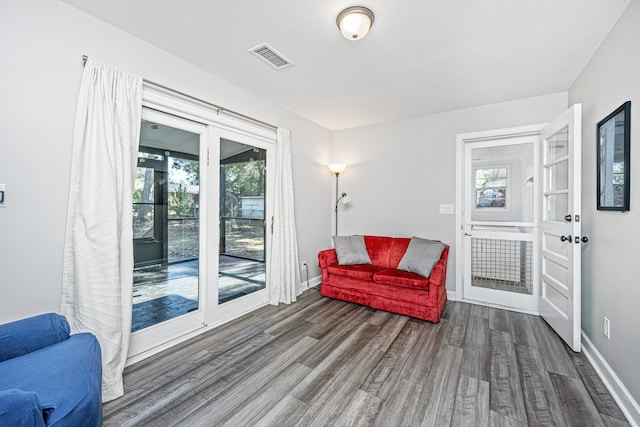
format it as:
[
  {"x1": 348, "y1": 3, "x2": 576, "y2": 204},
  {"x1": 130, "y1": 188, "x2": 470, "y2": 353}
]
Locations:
[
  {"x1": 268, "y1": 128, "x2": 302, "y2": 305},
  {"x1": 60, "y1": 58, "x2": 142, "y2": 402}
]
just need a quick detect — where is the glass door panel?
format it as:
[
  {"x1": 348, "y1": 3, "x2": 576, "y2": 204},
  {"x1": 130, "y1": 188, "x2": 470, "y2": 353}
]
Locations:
[
  {"x1": 219, "y1": 138, "x2": 266, "y2": 304},
  {"x1": 129, "y1": 112, "x2": 207, "y2": 356}
]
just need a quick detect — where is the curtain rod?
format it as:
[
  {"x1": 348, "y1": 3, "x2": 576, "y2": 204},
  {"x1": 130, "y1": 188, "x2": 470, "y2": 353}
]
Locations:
[{"x1": 81, "y1": 55, "x2": 277, "y2": 131}]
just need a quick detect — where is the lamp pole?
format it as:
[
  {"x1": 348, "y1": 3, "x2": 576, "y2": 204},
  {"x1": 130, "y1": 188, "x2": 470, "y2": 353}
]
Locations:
[
  {"x1": 334, "y1": 173, "x2": 340, "y2": 235},
  {"x1": 328, "y1": 163, "x2": 347, "y2": 236}
]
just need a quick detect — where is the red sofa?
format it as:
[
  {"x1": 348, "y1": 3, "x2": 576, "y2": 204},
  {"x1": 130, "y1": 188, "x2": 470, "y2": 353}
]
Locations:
[{"x1": 318, "y1": 236, "x2": 450, "y2": 323}]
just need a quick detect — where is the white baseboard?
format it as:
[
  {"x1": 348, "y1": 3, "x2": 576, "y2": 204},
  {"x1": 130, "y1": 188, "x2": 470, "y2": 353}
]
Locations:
[
  {"x1": 447, "y1": 290, "x2": 457, "y2": 301},
  {"x1": 582, "y1": 331, "x2": 640, "y2": 427},
  {"x1": 305, "y1": 274, "x2": 322, "y2": 288}
]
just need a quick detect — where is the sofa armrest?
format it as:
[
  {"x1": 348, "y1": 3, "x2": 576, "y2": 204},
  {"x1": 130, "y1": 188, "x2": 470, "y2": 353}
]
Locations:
[
  {"x1": 0, "y1": 389, "x2": 47, "y2": 427},
  {"x1": 427, "y1": 246, "x2": 449, "y2": 302},
  {"x1": 318, "y1": 248, "x2": 338, "y2": 269},
  {"x1": 0, "y1": 314, "x2": 70, "y2": 363},
  {"x1": 429, "y1": 247, "x2": 449, "y2": 287}
]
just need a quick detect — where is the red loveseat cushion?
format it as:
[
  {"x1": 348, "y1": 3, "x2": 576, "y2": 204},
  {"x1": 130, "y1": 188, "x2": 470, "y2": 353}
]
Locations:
[
  {"x1": 373, "y1": 268, "x2": 430, "y2": 290},
  {"x1": 327, "y1": 264, "x2": 385, "y2": 280}
]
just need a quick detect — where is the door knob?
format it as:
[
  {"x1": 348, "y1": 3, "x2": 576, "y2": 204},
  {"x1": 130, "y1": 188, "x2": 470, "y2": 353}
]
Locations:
[
  {"x1": 560, "y1": 235, "x2": 572, "y2": 242},
  {"x1": 581, "y1": 236, "x2": 589, "y2": 243},
  {"x1": 564, "y1": 214, "x2": 572, "y2": 222}
]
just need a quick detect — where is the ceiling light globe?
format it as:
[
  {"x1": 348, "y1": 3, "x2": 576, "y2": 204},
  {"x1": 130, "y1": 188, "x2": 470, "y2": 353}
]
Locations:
[{"x1": 337, "y1": 6, "x2": 375, "y2": 41}]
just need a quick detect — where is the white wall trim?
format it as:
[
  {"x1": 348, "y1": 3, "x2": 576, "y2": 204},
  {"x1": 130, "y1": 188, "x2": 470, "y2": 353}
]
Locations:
[
  {"x1": 447, "y1": 290, "x2": 457, "y2": 301},
  {"x1": 306, "y1": 274, "x2": 322, "y2": 288},
  {"x1": 582, "y1": 331, "x2": 640, "y2": 427}
]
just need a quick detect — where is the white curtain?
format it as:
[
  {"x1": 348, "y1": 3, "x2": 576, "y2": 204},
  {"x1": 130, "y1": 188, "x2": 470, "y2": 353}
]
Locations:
[
  {"x1": 60, "y1": 58, "x2": 142, "y2": 402},
  {"x1": 268, "y1": 128, "x2": 302, "y2": 305}
]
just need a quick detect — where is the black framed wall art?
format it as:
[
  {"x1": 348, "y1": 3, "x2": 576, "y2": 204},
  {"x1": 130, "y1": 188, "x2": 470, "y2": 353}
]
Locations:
[{"x1": 597, "y1": 101, "x2": 631, "y2": 211}]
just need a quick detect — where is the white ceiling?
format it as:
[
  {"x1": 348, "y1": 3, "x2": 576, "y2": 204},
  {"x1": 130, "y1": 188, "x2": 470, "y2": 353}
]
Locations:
[{"x1": 62, "y1": 0, "x2": 630, "y2": 131}]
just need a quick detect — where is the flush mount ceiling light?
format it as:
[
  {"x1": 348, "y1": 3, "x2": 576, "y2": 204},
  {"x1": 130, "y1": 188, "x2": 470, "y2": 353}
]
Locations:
[{"x1": 336, "y1": 6, "x2": 375, "y2": 41}]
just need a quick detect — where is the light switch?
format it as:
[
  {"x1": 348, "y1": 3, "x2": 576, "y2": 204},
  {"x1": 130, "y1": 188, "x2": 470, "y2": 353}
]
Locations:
[
  {"x1": 0, "y1": 184, "x2": 5, "y2": 207},
  {"x1": 439, "y1": 204, "x2": 454, "y2": 215}
]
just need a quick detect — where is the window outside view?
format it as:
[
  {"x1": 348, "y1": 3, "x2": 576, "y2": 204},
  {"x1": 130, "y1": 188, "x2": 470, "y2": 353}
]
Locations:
[{"x1": 475, "y1": 167, "x2": 507, "y2": 208}]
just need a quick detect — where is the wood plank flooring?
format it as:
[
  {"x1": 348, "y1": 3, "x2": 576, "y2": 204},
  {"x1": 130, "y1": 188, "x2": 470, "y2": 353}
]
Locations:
[{"x1": 104, "y1": 288, "x2": 629, "y2": 426}]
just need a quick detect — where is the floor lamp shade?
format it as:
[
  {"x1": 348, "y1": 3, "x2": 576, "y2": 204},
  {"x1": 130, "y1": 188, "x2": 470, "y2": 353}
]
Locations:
[{"x1": 328, "y1": 163, "x2": 346, "y2": 174}]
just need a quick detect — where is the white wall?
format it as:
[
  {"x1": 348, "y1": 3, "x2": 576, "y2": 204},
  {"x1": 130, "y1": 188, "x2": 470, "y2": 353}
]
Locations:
[
  {"x1": 332, "y1": 92, "x2": 568, "y2": 292},
  {"x1": 569, "y1": 0, "x2": 640, "y2": 405},
  {"x1": 0, "y1": 0, "x2": 332, "y2": 323}
]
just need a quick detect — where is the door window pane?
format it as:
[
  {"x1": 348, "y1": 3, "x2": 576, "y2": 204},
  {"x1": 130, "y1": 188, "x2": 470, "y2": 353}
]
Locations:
[
  {"x1": 470, "y1": 142, "x2": 534, "y2": 223},
  {"x1": 546, "y1": 127, "x2": 568, "y2": 162},
  {"x1": 547, "y1": 160, "x2": 569, "y2": 192},
  {"x1": 133, "y1": 120, "x2": 200, "y2": 332},
  {"x1": 545, "y1": 193, "x2": 568, "y2": 222},
  {"x1": 219, "y1": 139, "x2": 266, "y2": 304},
  {"x1": 476, "y1": 167, "x2": 508, "y2": 208}
]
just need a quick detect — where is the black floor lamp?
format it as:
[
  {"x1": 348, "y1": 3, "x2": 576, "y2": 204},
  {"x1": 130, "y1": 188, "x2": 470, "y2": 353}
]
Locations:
[{"x1": 328, "y1": 163, "x2": 351, "y2": 236}]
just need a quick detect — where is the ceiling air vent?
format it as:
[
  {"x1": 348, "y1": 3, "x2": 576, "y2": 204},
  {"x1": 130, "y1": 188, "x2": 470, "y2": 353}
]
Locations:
[{"x1": 249, "y1": 43, "x2": 294, "y2": 70}]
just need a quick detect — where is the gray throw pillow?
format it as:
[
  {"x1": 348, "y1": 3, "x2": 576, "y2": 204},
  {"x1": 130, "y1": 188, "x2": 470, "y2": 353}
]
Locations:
[
  {"x1": 333, "y1": 235, "x2": 372, "y2": 265},
  {"x1": 397, "y1": 237, "x2": 445, "y2": 278}
]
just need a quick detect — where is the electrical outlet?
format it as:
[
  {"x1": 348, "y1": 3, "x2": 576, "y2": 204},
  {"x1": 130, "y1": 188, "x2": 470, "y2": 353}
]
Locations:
[
  {"x1": 603, "y1": 317, "x2": 610, "y2": 339},
  {"x1": 301, "y1": 260, "x2": 307, "y2": 270}
]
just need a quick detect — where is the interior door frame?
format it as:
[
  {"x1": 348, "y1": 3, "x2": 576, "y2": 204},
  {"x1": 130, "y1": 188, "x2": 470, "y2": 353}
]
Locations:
[{"x1": 455, "y1": 124, "x2": 545, "y2": 313}]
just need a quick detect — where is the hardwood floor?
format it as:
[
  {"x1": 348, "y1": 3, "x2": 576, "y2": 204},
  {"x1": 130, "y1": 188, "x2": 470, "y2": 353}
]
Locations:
[{"x1": 104, "y1": 288, "x2": 629, "y2": 426}]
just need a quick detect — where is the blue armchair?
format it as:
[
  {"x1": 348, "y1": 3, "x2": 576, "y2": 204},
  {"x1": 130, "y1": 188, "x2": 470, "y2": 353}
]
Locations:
[{"x1": 0, "y1": 313, "x2": 102, "y2": 426}]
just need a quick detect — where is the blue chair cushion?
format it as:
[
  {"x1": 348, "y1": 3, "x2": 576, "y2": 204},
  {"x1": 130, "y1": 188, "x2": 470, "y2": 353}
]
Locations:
[
  {"x1": 0, "y1": 333, "x2": 102, "y2": 426},
  {"x1": 0, "y1": 313, "x2": 70, "y2": 363}
]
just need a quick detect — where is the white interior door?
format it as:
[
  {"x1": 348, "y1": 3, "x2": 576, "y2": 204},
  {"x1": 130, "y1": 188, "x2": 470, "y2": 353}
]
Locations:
[{"x1": 539, "y1": 104, "x2": 582, "y2": 352}]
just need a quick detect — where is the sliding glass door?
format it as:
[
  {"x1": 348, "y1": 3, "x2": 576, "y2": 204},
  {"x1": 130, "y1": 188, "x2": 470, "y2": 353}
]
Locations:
[
  {"x1": 219, "y1": 138, "x2": 267, "y2": 304},
  {"x1": 206, "y1": 128, "x2": 273, "y2": 325},
  {"x1": 128, "y1": 107, "x2": 274, "y2": 358},
  {"x1": 128, "y1": 109, "x2": 211, "y2": 357}
]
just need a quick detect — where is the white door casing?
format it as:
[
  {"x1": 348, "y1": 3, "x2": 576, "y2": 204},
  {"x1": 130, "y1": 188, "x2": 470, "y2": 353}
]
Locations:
[{"x1": 539, "y1": 104, "x2": 582, "y2": 352}]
